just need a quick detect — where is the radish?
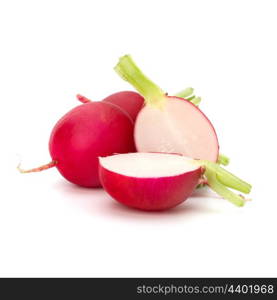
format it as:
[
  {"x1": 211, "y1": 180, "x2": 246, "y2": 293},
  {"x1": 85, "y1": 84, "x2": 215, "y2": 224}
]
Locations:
[
  {"x1": 18, "y1": 102, "x2": 135, "y2": 187},
  {"x1": 114, "y1": 55, "x2": 219, "y2": 162},
  {"x1": 99, "y1": 153, "x2": 251, "y2": 211}
]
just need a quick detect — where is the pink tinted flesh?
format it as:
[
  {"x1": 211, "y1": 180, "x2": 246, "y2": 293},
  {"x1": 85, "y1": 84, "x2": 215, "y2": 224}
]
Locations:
[
  {"x1": 99, "y1": 165, "x2": 202, "y2": 211},
  {"x1": 49, "y1": 102, "x2": 135, "y2": 187},
  {"x1": 135, "y1": 96, "x2": 219, "y2": 162},
  {"x1": 102, "y1": 91, "x2": 144, "y2": 121}
]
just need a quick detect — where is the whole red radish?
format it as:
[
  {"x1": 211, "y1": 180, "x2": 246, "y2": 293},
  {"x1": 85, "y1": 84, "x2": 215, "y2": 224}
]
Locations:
[
  {"x1": 77, "y1": 91, "x2": 144, "y2": 122},
  {"x1": 19, "y1": 102, "x2": 135, "y2": 187},
  {"x1": 114, "y1": 55, "x2": 219, "y2": 162},
  {"x1": 99, "y1": 153, "x2": 252, "y2": 210}
]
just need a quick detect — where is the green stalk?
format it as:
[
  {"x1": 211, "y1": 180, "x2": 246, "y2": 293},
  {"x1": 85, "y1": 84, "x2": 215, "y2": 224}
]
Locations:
[
  {"x1": 190, "y1": 97, "x2": 201, "y2": 106},
  {"x1": 201, "y1": 161, "x2": 251, "y2": 193},
  {"x1": 217, "y1": 154, "x2": 230, "y2": 166},
  {"x1": 175, "y1": 88, "x2": 202, "y2": 106},
  {"x1": 186, "y1": 95, "x2": 195, "y2": 101},
  {"x1": 196, "y1": 160, "x2": 252, "y2": 207},
  {"x1": 175, "y1": 87, "x2": 194, "y2": 98},
  {"x1": 115, "y1": 55, "x2": 166, "y2": 108}
]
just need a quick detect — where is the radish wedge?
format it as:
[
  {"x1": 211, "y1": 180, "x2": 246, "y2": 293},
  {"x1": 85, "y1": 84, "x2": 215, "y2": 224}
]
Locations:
[
  {"x1": 99, "y1": 153, "x2": 251, "y2": 211},
  {"x1": 114, "y1": 55, "x2": 219, "y2": 162},
  {"x1": 99, "y1": 153, "x2": 202, "y2": 211}
]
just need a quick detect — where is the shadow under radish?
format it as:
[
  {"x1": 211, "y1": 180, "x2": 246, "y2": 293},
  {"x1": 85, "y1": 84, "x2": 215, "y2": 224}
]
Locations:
[{"x1": 52, "y1": 179, "x2": 222, "y2": 221}]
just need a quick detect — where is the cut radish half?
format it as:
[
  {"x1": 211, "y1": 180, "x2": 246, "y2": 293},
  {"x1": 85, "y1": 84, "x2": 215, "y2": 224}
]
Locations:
[
  {"x1": 99, "y1": 153, "x2": 202, "y2": 211},
  {"x1": 114, "y1": 55, "x2": 219, "y2": 162},
  {"x1": 135, "y1": 96, "x2": 218, "y2": 161},
  {"x1": 99, "y1": 153, "x2": 252, "y2": 211}
]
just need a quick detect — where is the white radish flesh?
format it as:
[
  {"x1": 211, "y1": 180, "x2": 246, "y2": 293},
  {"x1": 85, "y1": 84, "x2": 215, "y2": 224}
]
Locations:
[
  {"x1": 135, "y1": 96, "x2": 219, "y2": 161},
  {"x1": 100, "y1": 152, "x2": 199, "y2": 177}
]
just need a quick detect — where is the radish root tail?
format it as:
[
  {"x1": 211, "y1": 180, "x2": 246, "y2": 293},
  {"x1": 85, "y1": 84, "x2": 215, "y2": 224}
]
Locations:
[{"x1": 17, "y1": 160, "x2": 58, "y2": 173}]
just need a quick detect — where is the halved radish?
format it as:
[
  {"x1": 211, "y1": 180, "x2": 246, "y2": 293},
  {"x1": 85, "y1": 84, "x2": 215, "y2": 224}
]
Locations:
[
  {"x1": 135, "y1": 97, "x2": 218, "y2": 161},
  {"x1": 114, "y1": 55, "x2": 219, "y2": 162},
  {"x1": 99, "y1": 153, "x2": 252, "y2": 211},
  {"x1": 99, "y1": 153, "x2": 202, "y2": 210}
]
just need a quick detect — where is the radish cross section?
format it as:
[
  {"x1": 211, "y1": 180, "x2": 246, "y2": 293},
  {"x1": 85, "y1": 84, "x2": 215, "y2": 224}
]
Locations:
[
  {"x1": 99, "y1": 153, "x2": 202, "y2": 211},
  {"x1": 135, "y1": 96, "x2": 218, "y2": 161},
  {"x1": 100, "y1": 152, "x2": 199, "y2": 177},
  {"x1": 99, "y1": 153, "x2": 252, "y2": 210},
  {"x1": 114, "y1": 55, "x2": 219, "y2": 162}
]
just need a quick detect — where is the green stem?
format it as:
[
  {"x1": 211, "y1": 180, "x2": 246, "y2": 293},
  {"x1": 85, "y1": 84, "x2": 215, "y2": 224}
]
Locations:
[
  {"x1": 190, "y1": 97, "x2": 201, "y2": 106},
  {"x1": 217, "y1": 154, "x2": 230, "y2": 166},
  {"x1": 196, "y1": 160, "x2": 252, "y2": 207},
  {"x1": 175, "y1": 89, "x2": 202, "y2": 106},
  {"x1": 175, "y1": 87, "x2": 194, "y2": 98},
  {"x1": 115, "y1": 55, "x2": 166, "y2": 108},
  {"x1": 186, "y1": 95, "x2": 195, "y2": 101},
  {"x1": 205, "y1": 169, "x2": 246, "y2": 207}
]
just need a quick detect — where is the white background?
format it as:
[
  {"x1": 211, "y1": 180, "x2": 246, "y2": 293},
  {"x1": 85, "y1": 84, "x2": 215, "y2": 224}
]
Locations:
[{"x1": 0, "y1": 0, "x2": 276, "y2": 277}]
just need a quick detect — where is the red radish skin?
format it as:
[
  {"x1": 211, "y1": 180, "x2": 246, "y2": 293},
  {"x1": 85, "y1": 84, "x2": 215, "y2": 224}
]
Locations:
[
  {"x1": 17, "y1": 100, "x2": 136, "y2": 186},
  {"x1": 76, "y1": 91, "x2": 144, "y2": 122},
  {"x1": 48, "y1": 102, "x2": 135, "y2": 187},
  {"x1": 114, "y1": 55, "x2": 219, "y2": 162},
  {"x1": 100, "y1": 168, "x2": 201, "y2": 211},
  {"x1": 99, "y1": 153, "x2": 202, "y2": 211},
  {"x1": 103, "y1": 91, "x2": 144, "y2": 121}
]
